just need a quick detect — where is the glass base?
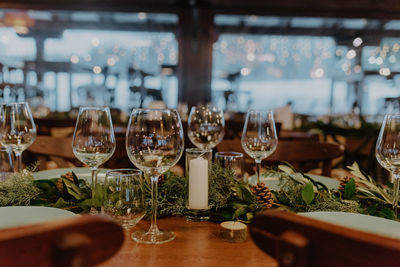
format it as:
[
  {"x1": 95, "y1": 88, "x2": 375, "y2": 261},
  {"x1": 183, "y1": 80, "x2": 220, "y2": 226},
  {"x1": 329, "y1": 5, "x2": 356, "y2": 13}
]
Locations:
[
  {"x1": 131, "y1": 229, "x2": 176, "y2": 244},
  {"x1": 186, "y1": 209, "x2": 210, "y2": 221},
  {"x1": 89, "y1": 207, "x2": 99, "y2": 215}
]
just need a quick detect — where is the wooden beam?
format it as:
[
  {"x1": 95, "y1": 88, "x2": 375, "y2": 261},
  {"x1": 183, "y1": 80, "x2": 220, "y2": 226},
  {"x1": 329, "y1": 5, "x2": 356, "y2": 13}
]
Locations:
[{"x1": 177, "y1": 7, "x2": 215, "y2": 107}]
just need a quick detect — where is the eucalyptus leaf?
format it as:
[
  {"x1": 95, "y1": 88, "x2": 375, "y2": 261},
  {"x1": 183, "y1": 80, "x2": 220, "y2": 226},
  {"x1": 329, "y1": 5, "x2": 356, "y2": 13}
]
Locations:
[
  {"x1": 301, "y1": 182, "x2": 315, "y2": 205},
  {"x1": 343, "y1": 178, "x2": 356, "y2": 199},
  {"x1": 278, "y1": 165, "x2": 294, "y2": 175},
  {"x1": 231, "y1": 201, "x2": 247, "y2": 209},
  {"x1": 246, "y1": 212, "x2": 254, "y2": 221},
  {"x1": 53, "y1": 197, "x2": 67, "y2": 208},
  {"x1": 367, "y1": 204, "x2": 377, "y2": 215},
  {"x1": 234, "y1": 184, "x2": 253, "y2": 203},
  {"x1": 62, "y1": 178, "x2": 84, "y2": 200},
  {"x1": 233, "y1": 207, "x2": 246, "y2": 219},
  {"x1": 34, "y1": 180, "x2": 58, "y2": 196},
  {"x1": 78, "y1": 198, "x2": 92, "y2": 213},
  {"x1": 71, "y1": 171, "x2": 79, "y2": 185},
  {"x1": 378, "y1": 207, "x2": 396, "y2": 220}
]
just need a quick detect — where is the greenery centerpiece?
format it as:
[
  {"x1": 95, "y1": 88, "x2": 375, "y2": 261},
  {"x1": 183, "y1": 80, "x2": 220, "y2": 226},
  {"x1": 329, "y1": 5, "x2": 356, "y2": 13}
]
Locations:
[{"x1": 0, "y1": 162, "x2": 399, "y2": 222}]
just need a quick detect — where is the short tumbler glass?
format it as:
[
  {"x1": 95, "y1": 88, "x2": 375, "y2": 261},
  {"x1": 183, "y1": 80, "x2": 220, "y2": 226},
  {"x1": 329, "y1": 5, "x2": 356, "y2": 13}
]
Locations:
[
  {"x1": 215, "y1": 152, "x2": 245, "y2": 182},
  {"x1": 102, "y1": 169, "x2": 145, "y2": 230}
]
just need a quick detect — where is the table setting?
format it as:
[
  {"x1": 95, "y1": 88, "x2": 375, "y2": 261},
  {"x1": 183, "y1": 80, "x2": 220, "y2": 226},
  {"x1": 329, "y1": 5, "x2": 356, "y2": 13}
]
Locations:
[{"x1": 1, "y1": 102, "x2": 400, "y2": 265}]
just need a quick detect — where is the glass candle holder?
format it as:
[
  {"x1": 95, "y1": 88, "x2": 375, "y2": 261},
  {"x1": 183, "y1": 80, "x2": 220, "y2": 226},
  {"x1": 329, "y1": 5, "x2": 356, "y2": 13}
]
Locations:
[
  {"x1": 215, "y1": 152, "x2": 245, "y2": 182},
  {"x1": 185, "y1": 148, "x2": 212, "y2": 221}
]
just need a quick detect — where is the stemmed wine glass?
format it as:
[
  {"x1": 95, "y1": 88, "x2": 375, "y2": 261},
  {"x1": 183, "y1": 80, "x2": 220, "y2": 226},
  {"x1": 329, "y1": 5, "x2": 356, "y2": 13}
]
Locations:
[
  {"x1": 376, "y1": 114, "x2": 400, "y2": 215},
  {"x1": 0, "y1": 102, "x2": 36, "y2": 172},
  {"x1": 188, "y1": 105, "x2": 225, "y2": 150},
  {"x1": 72, "y1": 107, "x2": 116, "y2": 213},
  {"x1": 241, "y1": 110, "x2": 278, "y2": 184},
  {"x1": 126, "y1": 109, "x2": 184, "y2": 244}
]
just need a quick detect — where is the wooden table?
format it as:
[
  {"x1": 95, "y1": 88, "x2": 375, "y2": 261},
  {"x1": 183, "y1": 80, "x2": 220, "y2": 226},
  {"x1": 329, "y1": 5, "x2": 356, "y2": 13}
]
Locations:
[{"x1": 101, "y1": 217, "x2": 277, "y2": 267}]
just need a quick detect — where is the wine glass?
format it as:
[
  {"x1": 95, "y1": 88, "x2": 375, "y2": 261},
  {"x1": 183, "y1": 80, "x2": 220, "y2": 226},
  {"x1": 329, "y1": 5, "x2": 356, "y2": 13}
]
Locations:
[
  {"x1": 188, "y1": 105, "x2": 225, "y2": 150},
  {"x1": 0, "y1": 102, "x2": 36, "y2": 172},
  {"x1": 102, "y1": 169, "x2": 146, "y2": 230},
  {"x1": 376, "y1": 114, "x2": 400, "y2": 215},
  {"x1": 126, "y1": 108, "x2": 184, "y2": 244},
  {"x1": 0, "y1": 146, "x2": 14, "y2": 181},
  {"x1": 72, "y1": 107, "x2": 116, "y2": 213},
  {"x1": 241, "y1": 110, "x2": 278, "y2": 184}
]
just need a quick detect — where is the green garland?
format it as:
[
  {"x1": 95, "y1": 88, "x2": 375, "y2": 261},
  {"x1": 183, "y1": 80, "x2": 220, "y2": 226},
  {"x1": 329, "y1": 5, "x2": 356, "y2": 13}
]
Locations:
[
  {"x1": 1, "y1": 162, "x2": 398, "y2": 222},
  {"x1": 0, "y1": 168, "x2": 40, "y2": 206},
  {"x1": 142, "y1": 164, "x2": 262, "y2": 222},
  {"x1": 268, "y1": 162, "x2": 398, "y2": 220}
]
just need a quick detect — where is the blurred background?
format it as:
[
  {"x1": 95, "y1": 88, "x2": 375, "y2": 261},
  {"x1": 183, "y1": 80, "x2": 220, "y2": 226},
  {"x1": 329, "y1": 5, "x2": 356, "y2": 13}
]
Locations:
[{"x1": 1, "y1": 0, "x2": 400, "y2": 178}]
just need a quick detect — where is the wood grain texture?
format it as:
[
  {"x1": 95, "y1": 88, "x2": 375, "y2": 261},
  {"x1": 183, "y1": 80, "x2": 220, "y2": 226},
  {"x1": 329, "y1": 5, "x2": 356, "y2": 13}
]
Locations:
[
  {"x1": 100, "y1": 216, "x2": 277, "y2": 267},
  {"x1": 251, "y1": 210, "x2": 400, "y2": 267},
  {"x1": 0, "y1": 215, "x2": 124, "y2": 267}
]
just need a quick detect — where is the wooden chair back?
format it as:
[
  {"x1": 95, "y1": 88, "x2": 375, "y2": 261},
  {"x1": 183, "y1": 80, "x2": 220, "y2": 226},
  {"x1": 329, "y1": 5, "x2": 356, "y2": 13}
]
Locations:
[
  {"x1": 35, "y1": 118, "x2": 77, "y2": 136},
  {"x1": 27, "y1": 136, "x2": 78, "y2": 169},
  {"x1": 250, "y1": 210, "x2": 400, "y2": 267},
  {"x1": 27, "y1": 136, "x2": 132, "y2": 170},
  {"x1": 0, "y1": 215, "x2": 124, "y2": 267},
  {"x1": 216, "y1": 139, "x2": 344, "y2": 176}
]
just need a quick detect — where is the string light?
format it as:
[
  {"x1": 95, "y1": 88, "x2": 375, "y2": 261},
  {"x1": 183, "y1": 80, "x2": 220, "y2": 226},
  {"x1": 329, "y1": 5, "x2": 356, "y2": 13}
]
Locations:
[
  {"x1": 368, "y1": 56, "x2": 376, "y2": 64},
  {"x1": 379, "y1": 67, "x2": 391, "y2": 76},
  {"x1": 353, "y1": 37, "x2": 363, "y2": 47},
  {"x1": 93, "y1": 66, "x2": 102, "y2": 74},
  {"x1": 346, "y1": 49, "x2": 356, "y2": 59},
  {"x1": 138, "y1": 12, "x2": 147, "y2": 20},
  {"x1": 376, "y1": 57, "x2": 383, "y2": 65},
  {"x1": 91, "y1": 37, "x2": 100, "y2": 47},
  {"x1": 70, "y1": 55, "x2": 79, "y2": 64},
  {"x1": 240, "y1": 67, "x2": 251, "y2": 76}
]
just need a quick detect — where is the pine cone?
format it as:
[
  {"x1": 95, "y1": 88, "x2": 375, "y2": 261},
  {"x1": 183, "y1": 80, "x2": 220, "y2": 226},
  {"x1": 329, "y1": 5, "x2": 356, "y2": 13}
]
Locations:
[
  {"x1": 251, "y1": 183, "x2": 274, "y2": 209},
  {"x1": 56, "y1": 179, "x2": 64, "y2": 193},
  {"x1": 61, "y1": 172, "x2": 75, "y2": 183},
  {"x1": 339, "y1": 176, "x2": 356, "y2": 192}
]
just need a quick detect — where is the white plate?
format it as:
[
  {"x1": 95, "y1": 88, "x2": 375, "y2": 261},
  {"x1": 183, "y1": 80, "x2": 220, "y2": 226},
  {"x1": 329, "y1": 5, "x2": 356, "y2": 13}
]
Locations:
[
  {"x1": 299, "y1": 211, "x2": 400, "y2": 239},
  {"x1": 33, "y1": 167, "x2": 107, "y2": 181},
  {"x1": 248, "y1": 174, "x2": 339, "y2": 190},
  {"x1": 0, "y1": 206, "x2": 77, "y2": 230}
]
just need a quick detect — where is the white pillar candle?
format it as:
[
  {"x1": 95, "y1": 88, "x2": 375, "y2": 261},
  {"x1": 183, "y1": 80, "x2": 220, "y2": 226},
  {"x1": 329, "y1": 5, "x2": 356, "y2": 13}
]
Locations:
[{"x1": 188, "y1": 156, "x2": 209, "y2": 210}]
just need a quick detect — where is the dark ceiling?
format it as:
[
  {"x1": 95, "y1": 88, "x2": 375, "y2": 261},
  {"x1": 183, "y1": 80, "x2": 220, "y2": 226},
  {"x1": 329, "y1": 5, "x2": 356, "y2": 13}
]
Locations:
[{"x1": 1, "y1": 0, "x2": 400, "y2": 19}]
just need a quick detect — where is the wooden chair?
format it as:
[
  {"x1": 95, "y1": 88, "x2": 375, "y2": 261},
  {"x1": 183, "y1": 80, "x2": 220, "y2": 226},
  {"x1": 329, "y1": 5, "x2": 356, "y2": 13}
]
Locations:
[
  {"x1": 27, "y1": 136, "x2": 132, "y2": 170},
  {"x1": 0, "y1": 215, "x2": 124, "y2": 267},
  {"x1": 35, "y1": 118, "x2": 77, "y2": 136},
  {"x1": 250, "y1": 210, "x2": 400, "y2": 267},
  {"x1": 27, "y1": 136, "x2": 79, "y2": 169},
  {"x1": 216, "y1": 139, "x2": 344, "y2": 177}
]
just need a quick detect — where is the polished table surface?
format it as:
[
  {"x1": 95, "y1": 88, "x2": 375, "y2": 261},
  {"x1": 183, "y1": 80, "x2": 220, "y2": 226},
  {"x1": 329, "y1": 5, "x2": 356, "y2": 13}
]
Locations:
[{"x1": 101, "y1": 217, "x2": 277, "y2": 267}]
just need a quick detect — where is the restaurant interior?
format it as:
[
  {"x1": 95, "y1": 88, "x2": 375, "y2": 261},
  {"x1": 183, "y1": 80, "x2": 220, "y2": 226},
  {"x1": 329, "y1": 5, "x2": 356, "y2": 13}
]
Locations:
[{"x1": 1, "y1": 0, "x2": 400, "y2": 266}]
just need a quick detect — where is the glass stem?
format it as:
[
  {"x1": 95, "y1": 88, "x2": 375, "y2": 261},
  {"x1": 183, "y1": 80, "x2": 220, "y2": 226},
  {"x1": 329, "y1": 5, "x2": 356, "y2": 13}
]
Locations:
[
  {"x1": 255, "y1": 159, "x2": 262, "y2": 184},
  {"x1": 7, "y1": 148, "x2": 14, "y2": 172},
  {"x1": 14, "y1": 151, "x2": 22, "y2": 172},
  {"x1": 149, "y1": 175, "x2": 160, "y2": 234},
  {"x1": 392, "y1": 172, "x2": 400, "y2": 218},
  {"x1": 90, "y1": 167, "x2": 98, "y2": 214}
]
